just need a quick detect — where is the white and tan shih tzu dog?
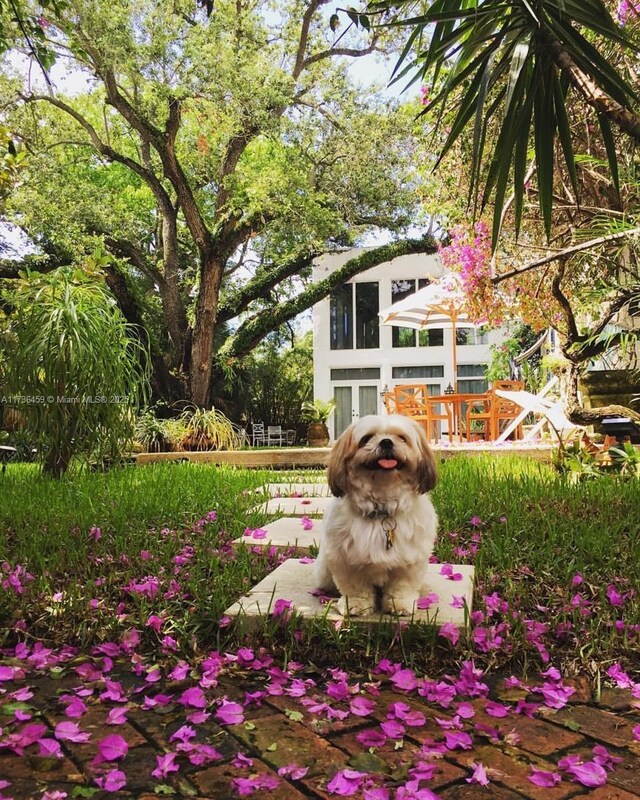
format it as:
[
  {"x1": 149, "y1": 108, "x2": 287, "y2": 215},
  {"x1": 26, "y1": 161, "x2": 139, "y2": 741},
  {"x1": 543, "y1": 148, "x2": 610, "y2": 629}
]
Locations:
[{"x1": 314, "y1": 414, "x2": 438, "y2": 617}]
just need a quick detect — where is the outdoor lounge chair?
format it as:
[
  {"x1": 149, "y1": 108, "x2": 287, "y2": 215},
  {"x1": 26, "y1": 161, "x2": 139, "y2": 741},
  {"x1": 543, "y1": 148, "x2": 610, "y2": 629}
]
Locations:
[{"x1": 493, "y1": 379, "x2": 587, "y2": 444}]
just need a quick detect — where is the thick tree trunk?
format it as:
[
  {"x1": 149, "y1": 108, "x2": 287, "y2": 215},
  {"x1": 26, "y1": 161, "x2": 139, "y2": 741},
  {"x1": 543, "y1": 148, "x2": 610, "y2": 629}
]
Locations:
[
  {"x1": 556, "y1": 361, "x2": 640, "y2": 425},
  {"x1": 159, "y1": 210, "x2": 189, "y2": 365},
  {"x1": 189, "y1": 254, "x2": 225, "y2": 407}
]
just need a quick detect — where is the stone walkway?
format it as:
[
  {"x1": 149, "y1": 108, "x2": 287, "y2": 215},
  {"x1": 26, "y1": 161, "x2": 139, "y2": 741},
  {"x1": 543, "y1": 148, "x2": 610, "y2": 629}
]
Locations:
[{"x1": 1, "y1": 480, "x2": 639, "y2": 799}]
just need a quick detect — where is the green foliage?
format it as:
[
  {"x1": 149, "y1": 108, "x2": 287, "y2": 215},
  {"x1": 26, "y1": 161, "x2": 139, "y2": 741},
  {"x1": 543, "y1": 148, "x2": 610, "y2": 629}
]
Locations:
[
  {"x1": 374, "y1": 0, "x2": 640, "y2": 245},
  {"x1": 177, "y1": 405, "x2": 243, "y2": 451},
  {"x1": 486, "y1": 323, "x2": 545, "y2": 389},
  {"x1": 555, "y1": 437, "x2": 640, "y2": 481},
  {"x1": 235, "y1": 332, "x2": 313, "y2": 427},
  {"x1": 0, "y1": 0, "x2": 428, "y2": 405},
  {"x1": 3, "y1": 264, "x2": 149, "y2": 476},
  {"x1": 1, "y1": 455, "x2": 639, "y2": 672},
  {"x1": 301, "y1": 398, "x2": 336, "y2": 423}
]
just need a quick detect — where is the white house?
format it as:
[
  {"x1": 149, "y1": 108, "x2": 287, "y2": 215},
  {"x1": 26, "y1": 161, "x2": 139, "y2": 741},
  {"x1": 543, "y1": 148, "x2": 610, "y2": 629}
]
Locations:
[{"x1": 312, "y1": 248, "x2": 509, "y2": 440}]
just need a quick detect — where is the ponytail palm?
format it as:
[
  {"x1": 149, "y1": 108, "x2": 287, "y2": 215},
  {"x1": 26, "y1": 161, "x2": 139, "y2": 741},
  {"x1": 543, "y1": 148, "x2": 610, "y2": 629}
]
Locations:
[
  {"x1": 375, "y1": 0, "x2": 640, "y2": 243},
  {"x1": 6, "y1": 266, "x2": 149, "y2": 477}
]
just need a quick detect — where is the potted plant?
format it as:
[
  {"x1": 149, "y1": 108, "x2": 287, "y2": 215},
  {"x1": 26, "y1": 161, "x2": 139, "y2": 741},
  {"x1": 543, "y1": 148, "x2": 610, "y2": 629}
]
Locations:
[{"x1": 301, "y1": 399, "x2": 336, "y2": 447}]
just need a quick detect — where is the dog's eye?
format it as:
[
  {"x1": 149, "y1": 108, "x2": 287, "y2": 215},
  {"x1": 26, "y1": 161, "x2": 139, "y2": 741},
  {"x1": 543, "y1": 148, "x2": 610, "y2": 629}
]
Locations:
[
  {"x1": 399, "y1": 435, "x2": 407, "y2": 443},
  {"x1": 358, "y1": 434, "x2": 373, "y2": 447}
]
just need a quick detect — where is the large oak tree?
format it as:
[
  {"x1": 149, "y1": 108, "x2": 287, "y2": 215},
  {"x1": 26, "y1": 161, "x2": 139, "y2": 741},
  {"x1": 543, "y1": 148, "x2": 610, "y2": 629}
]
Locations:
[{"x1": 1, "y1": 0, "x2": 435, "y2": 405}]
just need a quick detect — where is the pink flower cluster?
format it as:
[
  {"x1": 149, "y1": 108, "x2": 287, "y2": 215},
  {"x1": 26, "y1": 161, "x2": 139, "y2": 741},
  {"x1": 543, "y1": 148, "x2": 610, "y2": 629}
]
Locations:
[{"x1": 1, "y1": 561, "x2": 34, "y2": 595}]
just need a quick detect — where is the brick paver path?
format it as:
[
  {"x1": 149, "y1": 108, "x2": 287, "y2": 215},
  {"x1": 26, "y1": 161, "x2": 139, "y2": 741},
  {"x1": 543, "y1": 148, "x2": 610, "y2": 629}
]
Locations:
[{"x1": 1, "y1": 659, "x2": 638, "y2": 799}]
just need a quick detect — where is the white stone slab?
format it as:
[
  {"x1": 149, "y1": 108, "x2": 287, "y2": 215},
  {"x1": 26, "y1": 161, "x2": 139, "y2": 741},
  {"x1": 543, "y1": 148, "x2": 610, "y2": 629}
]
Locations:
[
  {"x1": 260, "y1": 482, "x2": 331, "y2": 498},
  {"x1": 233, "y1": 517, "x2": 320, "y2": 552},
  {"x1": 249, "y1": 496, "x2": 332, "y2": 516},
  {"x1": 224, "y1": 559, "x2": 474, "y2": 627}
]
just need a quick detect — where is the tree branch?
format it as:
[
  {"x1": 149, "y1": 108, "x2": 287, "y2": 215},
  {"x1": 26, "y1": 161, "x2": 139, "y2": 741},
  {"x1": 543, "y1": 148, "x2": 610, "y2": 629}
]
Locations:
[
  {"x1": 548, "y1": 36, "x2": 640, "y2": 144},
  {"x1": 293, "y1": 0, "x2": 331, "y2": 78},
  {"x1": 217, "y1": 250, "x2": 320, "y2": 323},
  {"x1": 102, "y1": 236, "x2": 162, "y2": 283},
  {"x1": 21, "y1": 93, "x2": 177, "y2": 220},
  {"x1": 493, "y1": 227, "x2": 640, "y2": 285},
  {"x1": 219, "y1": 237, "x2": 437, "y2": 359},
  {"x1": 301, "y1": 41, "x2": 379, "y2": 72}
]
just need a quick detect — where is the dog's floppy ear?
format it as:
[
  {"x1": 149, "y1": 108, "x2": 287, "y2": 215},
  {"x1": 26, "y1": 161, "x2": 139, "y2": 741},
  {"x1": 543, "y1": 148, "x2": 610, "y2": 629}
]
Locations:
[
  {"x1": 415, "y1": 423, "x2": 437, "y2": 493},
  {"x1": 326, "y1": 424, "x2": 356, "y2": 497}
]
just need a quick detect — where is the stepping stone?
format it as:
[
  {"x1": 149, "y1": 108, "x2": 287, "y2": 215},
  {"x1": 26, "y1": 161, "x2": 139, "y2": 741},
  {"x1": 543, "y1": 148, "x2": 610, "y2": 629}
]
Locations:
[
  {"x1": 250, "y1": 496, "x2": 332, "y2": 517},
  {"x1": 233, "y1": 517, "x2": 320, "y2": 552},
  {"x1": 224, "y1": 559, "x2": 474, "y2": 627},
  {"x1": 261, "y1": 482, "x2": 331, "y2": 498}
]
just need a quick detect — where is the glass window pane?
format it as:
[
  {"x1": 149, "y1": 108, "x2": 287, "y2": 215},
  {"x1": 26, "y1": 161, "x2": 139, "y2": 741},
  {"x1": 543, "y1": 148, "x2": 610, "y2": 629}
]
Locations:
[
  {"x1": 330, "y1": 284, "x2": 353, "y2": 350},
  {"x1": 456, "y1": 328, "x2": 489, "y2": 345},
  {"x1": 457, "y1": 363, "x2": 488, "y2": 377},
  {"x1": 418, "y1": 328, "x2": 444, "y2": 347},
  {"x1": 355, "y1": 282, "x2": 379, "y2": 349},
  {"x1": 391, "y1": 279, "x2": 416, "y2": 348},
  {"x1": 392, "y1": 365, "x2": 445, "y2": 379},
  {"x1": 334, "y1": 386, "x2": 352, "y2": 438},
  {"x1": 456, "y1": 379, "x2": 488, "y2": 394},
  {"x1": 330, "y1": 368, "x2": 381, "y2": 381},
  {"x1": 359, "y1": 385, "x2": 378, "y2": 417},
  {"x1": 393, "y1": 327, "x2": 416, "y2": 348},
  {"x1": 456, "y1": 328, "x2": 471, "y2": 345}
]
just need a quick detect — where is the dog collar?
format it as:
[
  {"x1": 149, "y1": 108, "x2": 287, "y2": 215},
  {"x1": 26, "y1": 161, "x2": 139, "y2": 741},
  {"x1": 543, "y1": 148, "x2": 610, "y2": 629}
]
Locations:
[{"x1": 367, "y1": 507, "x2": 391, "y2": 519}]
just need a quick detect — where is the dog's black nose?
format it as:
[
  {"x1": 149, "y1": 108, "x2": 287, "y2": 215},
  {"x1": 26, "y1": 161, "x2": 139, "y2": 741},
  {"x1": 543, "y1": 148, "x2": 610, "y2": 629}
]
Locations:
[{"x1": 379, "y1": 438, "x2": 394, "y2": 450}]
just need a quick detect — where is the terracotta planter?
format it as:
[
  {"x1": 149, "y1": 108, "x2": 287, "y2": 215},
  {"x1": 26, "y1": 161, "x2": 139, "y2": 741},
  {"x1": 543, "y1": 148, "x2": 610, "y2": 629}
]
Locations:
[{"x1": 307, "y1": 422, "x2": 330, "y2": 447}]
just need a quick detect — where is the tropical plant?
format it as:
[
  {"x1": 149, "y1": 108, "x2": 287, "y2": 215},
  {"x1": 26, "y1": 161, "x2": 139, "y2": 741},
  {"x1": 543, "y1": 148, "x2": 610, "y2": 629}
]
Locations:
[
  {"x1": 177, "y1": 406, "x2": 243, "y2": 451},
  {"x1": 133, "y1": 406, "x2": 176, "y2": 453},
  {"x1": 301, "y1": 398, "x2": 337, "y2": 424},
  {"x1": 4, "y1": 264, "x2": 149, "y2": 476},
  {"x1": 371, "y1": 0, "x2": 640, "y2": 244}
]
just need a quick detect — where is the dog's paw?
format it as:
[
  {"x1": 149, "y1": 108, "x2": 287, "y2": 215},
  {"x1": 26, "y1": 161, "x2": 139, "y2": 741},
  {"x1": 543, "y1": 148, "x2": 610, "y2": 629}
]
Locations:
[
  {"x1": 337, "y1": 595, "x2": 374, "y2": 617},
  {"x1": 382, "y1": 595, "x2": 416, "y2": 616}
]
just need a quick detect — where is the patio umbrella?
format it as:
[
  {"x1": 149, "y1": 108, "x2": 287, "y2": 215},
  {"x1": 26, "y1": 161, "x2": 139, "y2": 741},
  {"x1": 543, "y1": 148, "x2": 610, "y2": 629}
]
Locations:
[{"x1": 378, "y1": 274, "x2": 483, "y2": 392}]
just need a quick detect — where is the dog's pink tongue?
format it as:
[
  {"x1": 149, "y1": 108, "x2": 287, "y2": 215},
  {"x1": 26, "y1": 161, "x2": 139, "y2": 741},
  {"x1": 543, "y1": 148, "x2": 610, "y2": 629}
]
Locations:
[{"x1": 378, "y1": 458, "x2": 398, "y2": 470}]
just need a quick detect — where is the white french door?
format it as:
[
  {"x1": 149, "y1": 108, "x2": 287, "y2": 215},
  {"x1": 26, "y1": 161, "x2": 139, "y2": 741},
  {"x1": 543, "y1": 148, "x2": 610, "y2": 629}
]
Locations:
[{"x1": 333, "y1": 384, "x2": 380, "y2": 438}]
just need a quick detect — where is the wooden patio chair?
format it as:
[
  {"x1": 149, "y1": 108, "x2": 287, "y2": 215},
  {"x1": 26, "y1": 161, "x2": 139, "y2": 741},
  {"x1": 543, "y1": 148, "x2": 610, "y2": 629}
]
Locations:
[
  {"x1": 466, "y1": 380, "x2": 525, "y2": 441},
  {"x1": 383, "y1": 390, "x2": 397, "y2": 414},
  {"x1": 394, "y1": 384, "x2": 452, "y2": 443}
]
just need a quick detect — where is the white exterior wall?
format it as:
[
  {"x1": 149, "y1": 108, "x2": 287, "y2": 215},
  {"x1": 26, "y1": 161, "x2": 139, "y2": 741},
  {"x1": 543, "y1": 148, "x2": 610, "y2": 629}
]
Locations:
[{"x1": 312, "y1": 248, "x2": 508, "y2": 440}]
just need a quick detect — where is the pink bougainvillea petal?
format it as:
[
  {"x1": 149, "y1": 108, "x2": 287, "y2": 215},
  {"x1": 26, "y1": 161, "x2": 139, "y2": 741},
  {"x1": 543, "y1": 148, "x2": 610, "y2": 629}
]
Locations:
[
  {"x1": 529, "y1": 768, "x2": 562, "y2": 787},
  {"x1": 94, "y1": 769, "x2": 127, "y2": 792},
  {"x1": 54, "y1": 721, "x2": 91, "y2": 743},
  {"x1": 566, "y1": 762, "x2": 608, "y2": 788},
  {"x1": 215, "y1": 699, "x2": 244, "y2": 725},
  {"x1": 326, "y1": 769, "x2": 366, "y2": 796},
  {"x1": 356, "y1": 728, "x2": 387, "y2": 748},
  {"x1": 467, "y1": 762, "x2": 490, "y2": 786},
  {"x1": 94, "y1": 734, "x2": 129, "y2": 763}
]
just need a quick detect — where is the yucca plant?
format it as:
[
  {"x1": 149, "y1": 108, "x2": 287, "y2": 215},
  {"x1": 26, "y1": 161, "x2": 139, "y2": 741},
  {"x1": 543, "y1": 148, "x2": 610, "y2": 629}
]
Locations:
[{"x1": 5, "y1": 265, "x2": 149, "y2": 477}]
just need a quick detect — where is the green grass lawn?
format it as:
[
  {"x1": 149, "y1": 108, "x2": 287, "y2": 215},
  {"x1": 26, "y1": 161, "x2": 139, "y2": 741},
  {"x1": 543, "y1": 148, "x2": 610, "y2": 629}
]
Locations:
[{"x1": 1, "y1": 457, "x2": 638, "y2": 678}]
